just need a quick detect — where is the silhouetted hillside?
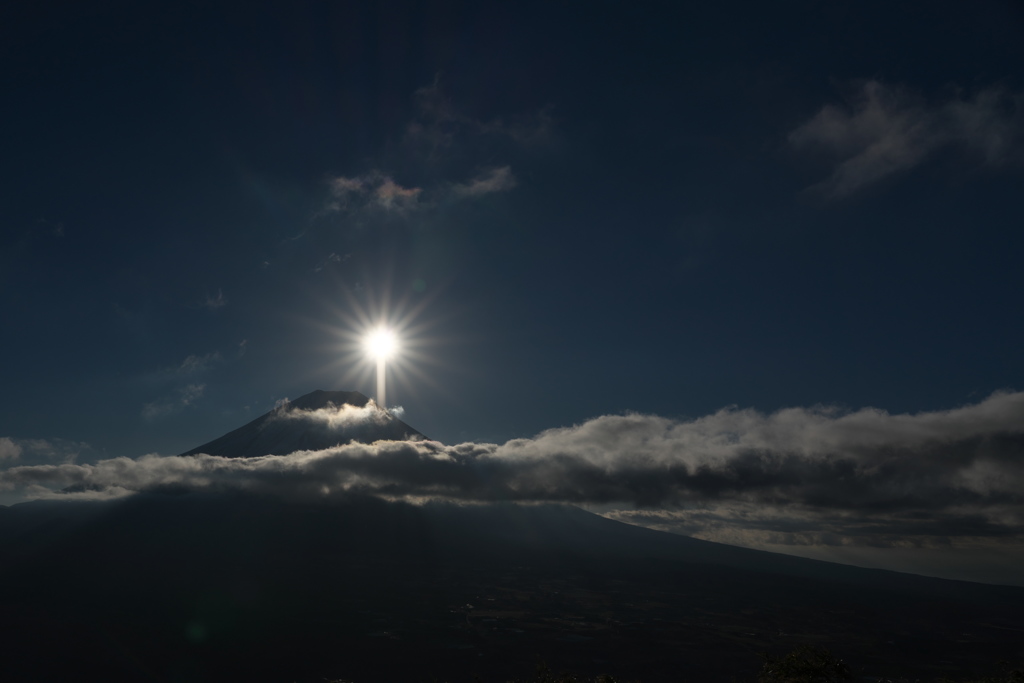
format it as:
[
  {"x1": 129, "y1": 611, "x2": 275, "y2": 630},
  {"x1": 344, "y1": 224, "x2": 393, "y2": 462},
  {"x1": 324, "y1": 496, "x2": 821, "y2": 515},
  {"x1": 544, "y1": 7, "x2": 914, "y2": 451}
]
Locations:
[{"x1": 1, "y1": 493, "x2": 1022, "y2": 682}]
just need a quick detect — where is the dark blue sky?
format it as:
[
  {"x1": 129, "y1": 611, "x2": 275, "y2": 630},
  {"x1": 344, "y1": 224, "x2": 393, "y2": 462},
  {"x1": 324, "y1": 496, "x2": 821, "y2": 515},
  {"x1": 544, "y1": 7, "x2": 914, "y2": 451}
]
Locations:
[{"x1": 3, "y1": 0, "x2": 1023, "y2": 458}]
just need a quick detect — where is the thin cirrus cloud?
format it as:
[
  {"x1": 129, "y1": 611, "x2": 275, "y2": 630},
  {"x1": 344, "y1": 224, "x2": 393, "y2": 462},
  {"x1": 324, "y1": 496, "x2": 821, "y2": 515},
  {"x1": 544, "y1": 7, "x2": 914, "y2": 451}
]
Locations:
[
  {"x1": 141, "y1": 383, "x2": 206, "y2": 421},
  {"x1": 790, "y1": 80, "x2": 1023, "y2": 197},
  {"x1": 326, "y1": 171, "x2": 423, "y2": 214},
  {"x1": 202, "y1": 289, "x2": 227, "y2": 310},
  {"x1": 319, "y1": 83, "x2": 536, "y2": 221},
  {"x1": 139, "y1": 351, "x2": 222, "y2": 420},
  {"x1": 0, "y1": 436, "x2": 92, "y2": 466},
  {"x1": 405, "y1": 80, "x2": 553, "y2": 151},
  {"x1": 176, "y1": 352, "x2": 221, "y2": 375},
  {"x1": 324, "y1": 165, "x2": 517, "y2": 215},
  {"x1": 3, "y1": 391, "x2": 1023, "y2": 551},
  {"x1": 139, "y1": 352, "x2": 223, "y2": 421},
  {"x1": 453, "y1": 166, "x2": 517, "y2": 196}
]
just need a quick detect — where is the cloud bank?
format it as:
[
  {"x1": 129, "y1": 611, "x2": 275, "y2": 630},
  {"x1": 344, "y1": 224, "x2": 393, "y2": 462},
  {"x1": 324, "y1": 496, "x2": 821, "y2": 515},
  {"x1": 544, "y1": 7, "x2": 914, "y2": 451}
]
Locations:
[
  {"x1": 0, "y1": 437, "x2": 92, "y2": 466},
  {"x1": 791, "y1": 80, "x2": 1024, "y2": 197},
  {"x1": 4, "y1": 392, "x2": 1024, "y2": 551}
]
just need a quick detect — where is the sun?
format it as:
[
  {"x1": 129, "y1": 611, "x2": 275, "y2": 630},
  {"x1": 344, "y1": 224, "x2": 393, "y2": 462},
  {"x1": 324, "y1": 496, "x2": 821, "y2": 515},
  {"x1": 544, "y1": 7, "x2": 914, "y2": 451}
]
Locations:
[
  {"x1": 308, "y1": 279, "x2": 452, "y2": 413},
  {"x1": 364, "y1": 327, "x2": 397, "y2": 360}
]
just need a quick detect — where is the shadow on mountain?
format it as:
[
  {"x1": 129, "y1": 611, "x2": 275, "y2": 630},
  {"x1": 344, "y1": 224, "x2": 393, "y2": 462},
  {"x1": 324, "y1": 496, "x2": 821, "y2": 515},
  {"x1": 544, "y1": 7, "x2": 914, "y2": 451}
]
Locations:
[{"x1": 2, "y1": 492, "x2": 1022, "y2": 683}]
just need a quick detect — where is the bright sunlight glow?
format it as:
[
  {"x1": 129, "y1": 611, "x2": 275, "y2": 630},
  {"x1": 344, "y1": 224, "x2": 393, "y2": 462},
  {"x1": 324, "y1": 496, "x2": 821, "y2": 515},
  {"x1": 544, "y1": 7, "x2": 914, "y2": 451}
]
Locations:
[
  {"x1": 321, "y1": 282, "x2": 442, "y2": 412},
  {"x1": 365, "y1": 327, "x2": 397, "y2": 360}
]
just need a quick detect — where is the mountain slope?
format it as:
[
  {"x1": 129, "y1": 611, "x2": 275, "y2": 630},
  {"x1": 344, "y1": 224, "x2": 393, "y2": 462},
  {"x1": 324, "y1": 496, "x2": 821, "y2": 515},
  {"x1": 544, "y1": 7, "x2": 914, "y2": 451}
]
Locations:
[
  {"x1": 181, "y1": 389, "x2": 427, "y2": 457},
  {"x1": 1, "y1": 493, "x2": 1022, "y2": 683},
  {"x1": 4, "y1": 396, "x2": 1021, "y2": 681}
]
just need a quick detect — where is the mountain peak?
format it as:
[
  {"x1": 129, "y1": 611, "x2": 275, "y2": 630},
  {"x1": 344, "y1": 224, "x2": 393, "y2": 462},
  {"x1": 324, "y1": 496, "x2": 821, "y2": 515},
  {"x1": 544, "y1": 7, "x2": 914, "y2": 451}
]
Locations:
[
  {"x1": 284, "y1": 389, "x2": 371, "y2": 411},
  {"x1": 181, "y1": 389, "x2": 427, "y2": 457}
]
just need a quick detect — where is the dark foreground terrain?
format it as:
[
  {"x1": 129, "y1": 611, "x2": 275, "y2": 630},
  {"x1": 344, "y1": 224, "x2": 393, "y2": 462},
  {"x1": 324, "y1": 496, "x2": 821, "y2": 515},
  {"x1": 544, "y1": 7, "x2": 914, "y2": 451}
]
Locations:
[{"x1": 1, "y1": 494, "x2": 1022, "y2": 682}]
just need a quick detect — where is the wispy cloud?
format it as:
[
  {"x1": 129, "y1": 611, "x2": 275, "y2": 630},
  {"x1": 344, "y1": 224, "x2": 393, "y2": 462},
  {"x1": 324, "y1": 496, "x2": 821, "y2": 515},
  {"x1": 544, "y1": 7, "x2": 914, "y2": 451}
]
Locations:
[
  {"x1": 0, "y1": 437, "x2": 92, "y2": 466},
  {"x1": 318, "y1": 81, "x2": 539, "y2": 232},
  {"x1": 790, "y1": 80, "x2": 1024, "y2": 197},
  {"x1": 202, "y1": 289, "x2": 227, "y2": 310},
  {"x1": 34, "y1": 217, "x2": 65, "y2": 238},
  {"x1": 6, "y1": 391, "x2": 1024, "y2": 551},
  {"x1": 453, "y1": 166, "x2": 517, "y2": 196},
  {"x1": 142, "y1": 383, "x2": 206, "y2": 421},
  {"x1": 327, "y1": 172, "x2": 423, "y2": 214},
  {"x1": 138, "y1": 352, "x2": 222, "y2": 421},
  {"x1": 177, "y1": 352, "x2": 221, "y2": 375},
  {"x1": 406, "y1": 80, "x2": 553, "y2": 150},
  {"x1": 296, "y1": 81, "x2": 551, "y2": 279},
  {"x1": 325, "y1": 164, "x2": 516, "y2": 216},
  {"x1": 313, "y1": 252, "x2": 348, "y2": 273}
]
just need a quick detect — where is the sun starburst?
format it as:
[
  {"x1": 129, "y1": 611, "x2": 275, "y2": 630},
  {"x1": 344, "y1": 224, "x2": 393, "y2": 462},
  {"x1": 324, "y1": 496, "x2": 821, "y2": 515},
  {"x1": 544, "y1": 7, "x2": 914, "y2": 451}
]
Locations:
[
  {"x1": 304, "y1": 280, "x2": 451, "y2": 413},
  {"x1": 364, "y1": 327, "x2": 397, "y2": 361}
]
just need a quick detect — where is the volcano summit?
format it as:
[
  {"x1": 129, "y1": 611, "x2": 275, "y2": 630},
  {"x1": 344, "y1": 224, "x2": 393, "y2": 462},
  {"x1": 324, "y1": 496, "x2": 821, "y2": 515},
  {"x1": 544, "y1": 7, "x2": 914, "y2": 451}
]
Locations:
[{"x1": 181, "y1": 389, "x2": 427, "y2": 458}]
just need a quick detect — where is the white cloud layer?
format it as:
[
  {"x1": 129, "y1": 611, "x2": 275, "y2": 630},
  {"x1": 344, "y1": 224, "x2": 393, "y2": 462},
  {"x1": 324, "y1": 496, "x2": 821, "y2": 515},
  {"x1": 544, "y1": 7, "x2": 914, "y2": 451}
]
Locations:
[
  {"x1": 790, "y1": 81, "x2": 1023, "y2": 197},
  {"x1": 4, "y1": 392, "x2": 1024, "y2": 552},
  {"x1": 273, "y1": 401, "x2": 394, "y2": 429}
]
